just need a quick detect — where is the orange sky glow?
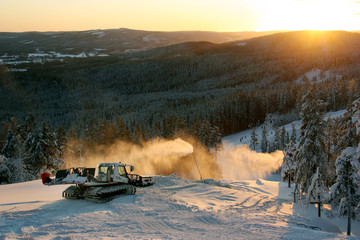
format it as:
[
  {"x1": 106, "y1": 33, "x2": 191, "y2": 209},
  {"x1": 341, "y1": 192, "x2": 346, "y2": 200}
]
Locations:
[{"x1": 0, "y1": 0, "x2": 359, "y2": 32}]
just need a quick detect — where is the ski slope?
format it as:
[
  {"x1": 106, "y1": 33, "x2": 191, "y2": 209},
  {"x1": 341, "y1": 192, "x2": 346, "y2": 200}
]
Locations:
[
  {"x1": 1, "y1": 176, "x2": 359, "y2": 239},
  {"x1": 1, "y1": 110, "x2": 359, "y2": 239}
]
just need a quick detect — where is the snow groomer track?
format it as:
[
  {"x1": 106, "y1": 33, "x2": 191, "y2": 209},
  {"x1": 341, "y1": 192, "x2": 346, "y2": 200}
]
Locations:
[{"x1": 0, "y1": 175, "x2": 359, "y2": 239}]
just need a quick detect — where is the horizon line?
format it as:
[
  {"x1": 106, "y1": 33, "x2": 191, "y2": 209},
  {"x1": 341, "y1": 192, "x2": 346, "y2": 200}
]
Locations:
[{"x1": 1, "y1": 27, "x2": 359, "y2": 34}]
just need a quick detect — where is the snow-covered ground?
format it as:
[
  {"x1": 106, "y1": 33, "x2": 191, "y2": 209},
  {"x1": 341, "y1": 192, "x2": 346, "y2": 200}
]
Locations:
[
  {"x1": 295, "y1": 68, "x2": 342, "y2": 84},
  {"x1": 1, "y1": 110, "x2": 359, "y2": 239},
  {"x1": 1, "y1": 176, "x2": 358, "y2": 239},
  {"x1": 223, "y1": 109, "x2": 346, "y2": 152}
]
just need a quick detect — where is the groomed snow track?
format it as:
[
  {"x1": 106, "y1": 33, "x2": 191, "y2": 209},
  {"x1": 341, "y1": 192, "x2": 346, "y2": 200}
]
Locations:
[{"x1": 0, "y1": 176, "x2": 358, "y2": 239}]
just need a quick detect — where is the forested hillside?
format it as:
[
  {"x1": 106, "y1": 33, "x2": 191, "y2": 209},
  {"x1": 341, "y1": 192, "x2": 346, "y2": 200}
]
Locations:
[
  {"x1": 0, "y1": 29, "x2": 273, "y2": 67},
  {"x1": 0, "y1": 31, "x2": 360, "y2": 176}
]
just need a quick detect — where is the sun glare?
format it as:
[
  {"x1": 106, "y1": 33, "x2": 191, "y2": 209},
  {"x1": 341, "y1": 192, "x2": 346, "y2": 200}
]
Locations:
[
  {"x1": 0, "y1": 0, "x2": 359, "y2": 32},
  {"x1": 255, "y1": 0, "x2": 359, "y2": 31}
]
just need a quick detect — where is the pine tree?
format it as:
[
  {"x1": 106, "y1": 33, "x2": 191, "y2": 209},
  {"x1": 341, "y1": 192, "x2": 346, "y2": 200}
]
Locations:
[
  {"x1": 335, "y1": 104, "x2": 358, "y2": 153},
  {"x1": 1, "y1": 130, "x2": 19, "y2": 158},
  {"x1": 2, "y1": 157, "x2": 30, "y2": 183},
  {"x1": 281, "y1": 140, "x2": 297, "y2": 187},
  {"x1": 285, "y1": 131, "x2": 290, "y2": 146},
  {"x1": 208, "y1": 125, "x2": 222, "y2": 150},
  {"x1": 323, "y1": 116, "x2": 339, "y2": 187},
  {"x1": 115, "y1": 117, "x2": 130, "y2": 141},
  {"x1": 290, "y1": 123, "x2": 297, "y2": 143},
  {"x1": 24, "y1": 123, "x2": 63, "y2": 178},
  {"x1": 83, "y1": 120, "x2": 100, "y2": 146},
  {"x1": 63, "y1": 127, "x2": 83, "y2": 167},
  {"x1": 250, "y1": 127, "x2": 259, "y2": 151},
  {"x1": 55, "y1": 125, "x2": 67, "y2": 158},
  {"x1": 0, "y1": 122, "x2": 8, "y2": 151},
  {"x1": 41, "y1": 123, "x2": 63, "y2": 174},
  {"x1": 353, "y1": 96, "x2": 360, "y2": 136},
  {"x1": 18, "y1": 113, "x2": 36, "y2": 142},
  {"x1": 0, "y1": 114, "x2": 40, "y2": 182},
  {"x1": 280, "y1": 125, "x2": 286, "y2": 150},
  {"x1": 295, "y1": 90, "x2": 327, "y2": 194},
  {"x1": 0, "y1": 156, "x2": 10, "y2": 183},
  {"x1": 261, "y1": 125, "x2": 268, "y2": 153},
  {"x1": 330, "y1": 147, "x2": 360, "y2": 235},
  {"x1": 269, "y1": 127, "x2": 280, "y2": 152}
]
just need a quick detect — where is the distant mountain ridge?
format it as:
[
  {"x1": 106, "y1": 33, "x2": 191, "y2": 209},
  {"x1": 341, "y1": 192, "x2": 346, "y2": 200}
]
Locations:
[
  {"x1": 123, "y1": 30, "x2": 360, "y2": 63},
  {"x1": 0, "y1": 28, "x2": 277, "y2": 69}
]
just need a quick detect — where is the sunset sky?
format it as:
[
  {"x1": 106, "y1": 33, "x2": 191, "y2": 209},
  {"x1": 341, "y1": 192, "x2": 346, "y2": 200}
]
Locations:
[{"x1": 0, "y1": 0, "x2": 359, "y2": 32}]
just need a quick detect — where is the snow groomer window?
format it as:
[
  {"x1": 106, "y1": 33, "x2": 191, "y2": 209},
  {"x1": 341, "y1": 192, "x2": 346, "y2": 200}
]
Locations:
[{"x1": 118, "y1": 166, "x2": 127, "y2": 177}]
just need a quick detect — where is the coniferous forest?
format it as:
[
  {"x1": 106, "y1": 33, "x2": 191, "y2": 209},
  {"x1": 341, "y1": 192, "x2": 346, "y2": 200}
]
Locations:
[{"x1": 1, "y1": 30, "x2": 360, "y2": 191}]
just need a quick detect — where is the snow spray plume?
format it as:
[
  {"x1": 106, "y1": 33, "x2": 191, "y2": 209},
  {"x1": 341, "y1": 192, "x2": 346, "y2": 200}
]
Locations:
[
  {"x1": 217, "y1": 143, "x2": 284, "y2": 180},
  {"x1": 63, "y1": 137, "x2": 222, "y2": 180},
  {"x1": 63, "y1": 137, "x2": 282, "y2": 180}
]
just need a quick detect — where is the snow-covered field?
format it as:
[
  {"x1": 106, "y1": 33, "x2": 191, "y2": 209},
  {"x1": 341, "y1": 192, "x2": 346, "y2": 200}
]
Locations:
[
  {"x1": 1, "y1": 175, "x2": 359, "y2": 239},
  {"x1": 1, "y1": 110, "x2": 359, "y2": 239}
]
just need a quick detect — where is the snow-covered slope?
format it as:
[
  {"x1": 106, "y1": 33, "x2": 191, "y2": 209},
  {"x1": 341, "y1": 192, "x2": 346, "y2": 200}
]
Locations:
[
  {"x1": 223, "y1": 109, "x2": 346, "y2": 151},
  {"x1": 0, "y1": 110, "x2": 358, "y2": 239},
  {"x1": 1, "y1": 176, "x2": 358, "y2": 239}
]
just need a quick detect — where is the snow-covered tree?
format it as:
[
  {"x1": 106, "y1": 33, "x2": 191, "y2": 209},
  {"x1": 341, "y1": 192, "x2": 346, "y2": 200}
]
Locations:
[
  {"x1": 335, "y1": 104, "x2": 358, "y2": 154},
  {"x1": 2, "y1": 157, "x2": 30, "y2": 183},
  {"x1": 1, "y1": 114, "x2": 64, "y2": 182},
  {"x1": 290, "y1": 123, "x2": 297, "y2": 143},
  {"x1": 353, "y1": 97, "x2": 360, "y2": 136},
  {"x1": 250, "y1": 127, "x2": 258, "y2": 151},
  {"x1": 2, "y1": 113, "x2": 37, "y2": 160},
  {"x1": 269, "y1": 127, "x2": 280, "y2": 152},
  {"x1": 1, "y1": 130, "x2": 19, "y2": 159},
  {"x1": 295, "y1": 91, "x2": 327, "y2": 194},
  {"x1": 322, "y1": 103, "x2": 359, "y2": 187},
  {"x1": 1, "y1": 129, "x2": 30, "y2": 183},
  {"x1": 25, "y1": 123, "x2": 63, "y2": 178},
  {"x1": 322, "y1": 117, "x2": 339, "y2": 187},
  {"x1": 280, "y1": 125, "x2": 287, "y2": 150},
  {"x1": 260, "y1": 125, "x2": 268, "y2": 153},
  {"x1": 55, "y1": 125, "x2": 67, "y2": 158},
  {"x1": 17, "y1": 113, "x2": 36, "y2": 142},
  {"x1": 330, "y1": 147, "x2": 360, "y2": 235},
  {"x1": 0, "y1": 155, "x2": 10, "y2": 183},
  {"x1": 286, "y1": 131, "x2": 290, "y2": 146},
  {"x1": 281, "y1": 140, "x2": 297, "y2": 187}
]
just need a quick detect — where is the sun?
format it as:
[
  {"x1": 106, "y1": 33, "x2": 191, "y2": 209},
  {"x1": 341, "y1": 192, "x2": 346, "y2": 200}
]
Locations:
[{"x1": 254, "y1": 0, "x2": 360, "y2": 31}]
